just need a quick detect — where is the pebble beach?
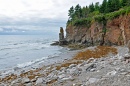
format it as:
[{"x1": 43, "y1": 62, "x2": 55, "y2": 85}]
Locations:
[{"x1": 0, "y1": 46, "x2": 130, "y2": 86}]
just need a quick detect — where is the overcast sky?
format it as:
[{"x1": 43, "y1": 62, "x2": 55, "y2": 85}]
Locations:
[{"x1": 0, "y1": 0, "x2": 103, "y2": 34}]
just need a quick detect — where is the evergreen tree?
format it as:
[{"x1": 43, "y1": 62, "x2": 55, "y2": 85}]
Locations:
[
  {"x1": 95, "y1": 2, "x2": 100, "y2": 11},
  {"x1": 89, "y1": 3, "x2": 95, "y2": 12},
  {"x1": 100, "y1": 0, "x2": 107, "y2": 13},
  {"x1": 67, "y1": 0, "x2": 130, "y2": 26},
  {"x1": 126, "y1": 0, "x2": 130, "y2": 6},
  {"x1": 106, "y1": 0, "x2": 112, "y2": 13},
  {"x1": 74, "y1": 4, "x2": 82, "y2": 19},
  {"x1": 121, "y1": 0, "x2": 127, "y2": 7},
  {"x1": 68, "y1": 6, "x2": 74, "y2": 20},
  {"x1": 81, "y1": 6, "x2": 89, "y2": 18},
  {"x1": 106, "y1": 0, "x2": 120, "y2": 12},
  {"x1": 111, "y1": 0, "x2": 120, "y2": 11}
]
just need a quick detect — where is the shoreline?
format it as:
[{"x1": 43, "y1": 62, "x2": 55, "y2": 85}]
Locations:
[
  {"x1": 0, "y1": 46, "x2": 130, "y2": 86},
  {"x1": 0, "y1": 47, "x2": 80, "y2": 79}
]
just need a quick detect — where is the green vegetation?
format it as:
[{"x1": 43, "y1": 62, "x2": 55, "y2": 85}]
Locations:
[
  {"x1": 73, "y1": 18, "x2": 92, "y2": 27},
  {"x1": 67, "y1": 0, "x2": 130, "y2": 26}
]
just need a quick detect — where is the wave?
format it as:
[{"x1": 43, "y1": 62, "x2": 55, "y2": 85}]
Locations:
[
  {"x1": 17, "y1": 56, "x2": 48, "y2": 68},
  {"x1": 0, "y1": 46, "x2": 22, "y2": 51}
]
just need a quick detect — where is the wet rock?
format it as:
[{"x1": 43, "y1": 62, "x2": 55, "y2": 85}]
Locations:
[
  {"x1": 25, "y1": 83, "x2": 32, "y2": 86},
  {"x1": 51, "y1": 41, "x2": 59, "y2": 46},
  {"x1": 124, "y1": 56, "x2": 130, "y2": 63},
  {"x1": 86, "y1": 58, "x2": 95, "y2": 64},
  {"x1": 86, "y1": 64, "x2": 96, "y2": 72},
  {"x1": 87, "y1": 78, "x2": 99, "y2": 84},
  {"x1": 36, "y1": 78, "x2": 43, "y2": 85},
  {"x1": 106, "y1": 70, "x2": 117, "y2": 76},
  {"x1": 21, "y1": 70, "x2": 25, "y2": 74},
  {"x1": 58, "y1": 75, "x2": 74, "y2": 83},
  {"x1": 68, "y1": 67, "x2": 82, "y2": 76},
  {"x1": 58, "y1": 70, "x2": 66, "y2": 75},
  {"x1": 0, "y1": 83, "x2": 6, "y2": 86},
  {"x1": 60, "y1": 67, "x2": 67, "y2": 72},
  {"x1": 112, "y1": 61, "x2": 117, "y2": 66},
  {"x1": 73, "y1": 83, "x2": 83, "y2": 86},
  {"x1": 58, "y1": 74, "x2": 66, "y2": 79},
  {"x1": 89, "y1": 68, "x2": 96, "y2": 72},
  {"x1": 22, "y1": 77, "x2": 30, "y2": 84},
  {"x1": 42, "y1": 79, "x2": 47, "y2": 84},
  {"x1": 47, "y1": 72, "x2": 55, "y2": 78},
  {"x1": 124, "y1": 56, "x2": 130, "y2": 59},
  {"x1": 69, "y1": 64, "x2": 77, "y2": 69},
  {"x1": 118, "y1": 68, "x2": 127, "y2": 73},
  {"x1": 11, "y1": 78, "x2": 21, "y2": 85},
  {"x1": 77, "y1": 62, "x2": 86, "y2": 67},
  {"x1": 31, "y1": 78, "x2": 37, "y2": 82},
  {"x1": 47, "y1": 71, "x2": 58, "y2": 80},
  {"x1": 14, "y1": 67, "x2": 21, "y2": 71},
  {"x1": 61, "y1": 76, "x2": 74, "y2": 81}
]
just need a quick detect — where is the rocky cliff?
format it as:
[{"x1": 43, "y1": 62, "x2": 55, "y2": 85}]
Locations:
[{"x1": 66, "y1": 14, "x2": 130, "y2": 46}]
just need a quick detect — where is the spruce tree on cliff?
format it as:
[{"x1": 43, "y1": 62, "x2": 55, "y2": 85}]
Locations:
[
  {"x1": 94, "y1": 2, "x2": 100, "y2": 11},
  {"x1": 74, "y1": 4, "x2": 82, "y2": 19},
  {"x1": 111, "y1": 0, "x2": 120, "y2": 12},
  {"x1": 81, "y1": 6, "x2": 89, "y2": 18},
  {"x1": 100, "y1": 0, "x2": 107, "y2": 13},
  {"x1": 68, "y1": 6, "x2": 74, "y2": 20},
  {"x1": 106, "y1": 0, "x2": 112, "y2": 13},
  {"x1": 89, "y1": 3, "x2": 95, "y2": 12},
  {"x1": 121, "y1": 0, "x2": 127, "y2": 6}
]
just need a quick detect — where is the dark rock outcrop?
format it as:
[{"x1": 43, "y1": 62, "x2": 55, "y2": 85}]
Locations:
[
  {"x1": 51, "y1": 27, "x2": 68, "y2": 46},
  {"x1": 50, "y1": 41, "x2": 59, "y2": 46}
]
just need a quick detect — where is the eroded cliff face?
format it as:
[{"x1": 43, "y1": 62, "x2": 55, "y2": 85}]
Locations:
[{"x1": 66, "y1": 14, "x2": 130, "y2": 46}]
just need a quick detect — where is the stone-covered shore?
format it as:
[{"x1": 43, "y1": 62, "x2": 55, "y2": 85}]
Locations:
[{"x1": 0, "y1": 46, "x2": 130, "y2": 86}]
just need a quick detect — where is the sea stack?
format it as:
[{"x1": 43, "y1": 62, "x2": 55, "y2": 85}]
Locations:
[
  {"x1": 59, "y1": 27, "x2": 64, "y2": 40},
  {"x1": 59, "y1": 27, "x2": 67, "y2": 45}
]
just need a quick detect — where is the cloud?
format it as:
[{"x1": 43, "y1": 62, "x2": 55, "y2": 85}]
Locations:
[
  {"x1": 0, "y1": 0, "x2": 103, "y2": 34},
  {"x1": 0, "y1": 28, "x2": 3, "y2": 32},
  {"x1": 0, "y1": 0, "x2": 103, "y2": 18}
]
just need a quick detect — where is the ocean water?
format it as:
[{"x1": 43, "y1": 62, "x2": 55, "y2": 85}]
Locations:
[{"x1": 0, "y1": 35, "x2": 62, "y2": 70}]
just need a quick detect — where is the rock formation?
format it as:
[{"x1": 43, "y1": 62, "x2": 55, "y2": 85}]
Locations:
[
  {"x1": 51, "y1": 27, "x2": 67, "y2": 46},
  {"x1": 127, "y1": 40, "x2": 130, "y2": 52},
  {"x1": 59, "y1": 27, "x2": 67, "y2": 45},
  {"x1": 59, "y1": 27, "x2": 64, "y2": 41},
  {"x1": 66, "y1": 14, "x2": 130, "y2": 47}
]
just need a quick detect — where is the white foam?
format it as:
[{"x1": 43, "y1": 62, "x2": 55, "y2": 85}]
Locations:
[{"x1": 17, "y1": 57, "x2": 48, "y2": 68}]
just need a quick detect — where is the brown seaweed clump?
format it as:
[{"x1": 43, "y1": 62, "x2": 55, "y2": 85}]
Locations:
[{"x1": 73, "y1": 46, "x2": 117, "y2": 60}]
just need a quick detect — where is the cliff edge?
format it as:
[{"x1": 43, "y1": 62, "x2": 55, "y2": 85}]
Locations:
[{"x1": 66, "y1": 14, "x2": 130, "y2": 47}]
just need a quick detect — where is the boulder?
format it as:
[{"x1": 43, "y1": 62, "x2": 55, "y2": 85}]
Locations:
[
  {"x1": 88, "y1": 78, "x2": 99, "y2": 84},
  {"x1": 0, "y1": 83, "x2": 6, "y2": 86},
  {"x1": 36, "y1": 78, "x2": 43, "y2": 85},
  {"x1": 22, "y1": 77, "x2": 30, "y2": 84},
  {"x1": 67, "y1": 67, "x2": 82, "y2": 76},
  {"x1": 11, "y1": 78, "x2": 21, "y2": 85},
  {"x1": 25, "y1": 83, "x2": 32, "y2": 86},
  {"x1": 86, "y1": 64, "x2": 96, "y2": 72},
  {"x1": 50, "y1": 41, "x2": 59, "y2": 46},
  {"x1": 69, "y1": 64, "x2": 77, "y2": 69},
  {"x1": 106, "y1": 70, "x2": 117, "y2": 76}
]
